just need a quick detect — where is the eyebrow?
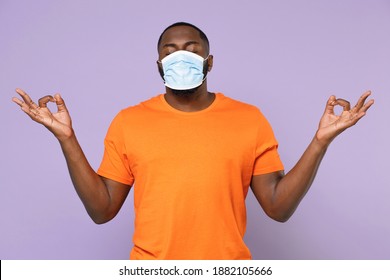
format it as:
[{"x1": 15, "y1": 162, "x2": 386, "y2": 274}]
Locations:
[{"x1": 162, "y1": 41, "x2": 200, "y2": 49}]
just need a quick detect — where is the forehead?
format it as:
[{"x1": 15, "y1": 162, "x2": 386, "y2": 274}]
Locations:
[{"x1": 159, "y1": 26, "x2": 204, "y2": 49}]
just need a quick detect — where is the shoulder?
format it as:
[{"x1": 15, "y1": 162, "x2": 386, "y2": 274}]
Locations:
[
  {"x1": 104, "y1": 94, "x2": 164, "y2": 133},
  {"x1": 216, "y1": 93, "x2": 265, "y2": 119},
  {"x1": 121, "y1": 94, "x2": 162, "y2": 113},
  {"x1": 113, "y1": 94, "x2": 164, "y2": 120},
  {"x1": 215, "y1": 93, "x2": 275, "y2": 132}
]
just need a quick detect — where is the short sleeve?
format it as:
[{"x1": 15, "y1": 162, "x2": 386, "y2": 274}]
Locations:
[
  {"x1": 97, "y1": 111, "x2": 134, "y2": 185},
  {"x1": 252, "y1": 111, "x2": 284, "y2": 175}
]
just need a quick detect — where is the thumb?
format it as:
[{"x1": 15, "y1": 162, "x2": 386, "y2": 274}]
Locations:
[
  {"x1": 54, "y1": 94, "x2": 68, "y2": 112},
  {"x1": 324, "y1": 95, "x2": 336, "y2": 115}
]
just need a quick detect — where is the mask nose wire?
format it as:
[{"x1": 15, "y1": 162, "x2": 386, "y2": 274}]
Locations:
[{"x1": 157, "y1": 53, "x2": 210, "y2": 64}]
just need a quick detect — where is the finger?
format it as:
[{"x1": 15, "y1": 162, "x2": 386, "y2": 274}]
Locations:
[
  {"x1": 324, "y1": 95, "x2": 336, "y2": 115},
  {"x1": 54, "y1": 94, "x2": 68, "y2": 112},
  {"x1": 17, "y1": 100, "x2": 44, "y2": 122},
  {"x1": 335, "y1": 98, "x2": 351, "y2": 111},
  {"x1": 348, "y1": 99, "x2": 374, "y2": 125},
  {"x1": 12, "y1": 96, "x2": 25, "y2": 107},
  {"x1": 12, "y1": 96, "x2": 35, "y2": 114},
  {"x1": 38, "y1": 95, "x2": 55, "y2": 108},
  {"x1": 15, "y1": 88, "x2": 38, "y2": 109},
  {"x1": 353, "y1": 90, "x2": 371, "y2": 111},
  {"x1": 359, "y1": 98, "x2": 375, "y2": 114}
]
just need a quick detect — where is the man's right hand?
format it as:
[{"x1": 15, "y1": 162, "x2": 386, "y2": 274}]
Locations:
[
  {"x1": 12, "y1": 88, "x2": 73, "y2": 141},
  {"x1": 12, "y1": 88, "x2": 131, "y2": 224}
]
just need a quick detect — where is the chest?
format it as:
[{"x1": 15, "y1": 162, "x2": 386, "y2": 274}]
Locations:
[{"x1": 123, "y1": 114, "x2": 257, "y2": 172}]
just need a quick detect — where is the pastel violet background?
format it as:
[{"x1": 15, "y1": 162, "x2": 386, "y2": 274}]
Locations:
[{"x1": 1, "y1": 0, "x2": 389, "y2": 259}]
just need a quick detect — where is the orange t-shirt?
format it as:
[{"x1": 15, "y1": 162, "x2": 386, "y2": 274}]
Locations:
[{"x1": 97, "y1": 93, "x2": 284, "y2": 259}]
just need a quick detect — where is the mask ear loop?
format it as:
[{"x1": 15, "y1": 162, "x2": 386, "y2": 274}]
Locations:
[
  {"x1": 156, "y1": 60, "x2": 165, "y2": 82},
  {"x1": 201, "y1": 55, "x2": 210, "y2": 82}
]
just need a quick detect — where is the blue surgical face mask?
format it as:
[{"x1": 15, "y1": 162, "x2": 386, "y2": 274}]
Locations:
[{"x1": 159, "y1": 50, "x2": 208, "y2": 90}]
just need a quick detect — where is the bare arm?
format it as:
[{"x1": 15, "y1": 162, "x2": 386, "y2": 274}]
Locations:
[
  {"x1": 251, "y1": 91, "x2": 375, "y2": 222},
  {"x1": 59, "y1": 132, "x2": 131, "y2": 224},
  {"x1": 12, "y1": 89, "x2": 131, "y2": 224}
]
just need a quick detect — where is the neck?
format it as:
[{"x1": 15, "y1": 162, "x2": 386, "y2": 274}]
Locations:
[{"x1": 164, "y1": 82, "x2": 215, "y2": 112}]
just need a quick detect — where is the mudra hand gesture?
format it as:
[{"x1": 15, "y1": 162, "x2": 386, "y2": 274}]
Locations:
[
  {"x1": 315, "y1": 90, "x2": 374, "y2": 146},
  {"x1": 12, "y1": 88, "x2": 73, "y2": 141}
]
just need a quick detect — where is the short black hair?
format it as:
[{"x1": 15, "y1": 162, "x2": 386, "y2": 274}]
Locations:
[{"x1": 157, "y1": 22, "x2": 210, "y2": 53}]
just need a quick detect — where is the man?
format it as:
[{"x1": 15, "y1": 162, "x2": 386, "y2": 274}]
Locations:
[{"x1": 12, "y1": 22, "x2": 374, "y2": 259}]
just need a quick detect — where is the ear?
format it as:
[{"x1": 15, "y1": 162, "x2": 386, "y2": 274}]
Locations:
[{"x1": 207, "y1": 55, "x2": 214, "y2": 72}]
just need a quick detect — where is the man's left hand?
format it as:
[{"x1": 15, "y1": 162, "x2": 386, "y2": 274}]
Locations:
[{"x1": 315, "y1": 90, "x2": 374, "y2": 146}]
